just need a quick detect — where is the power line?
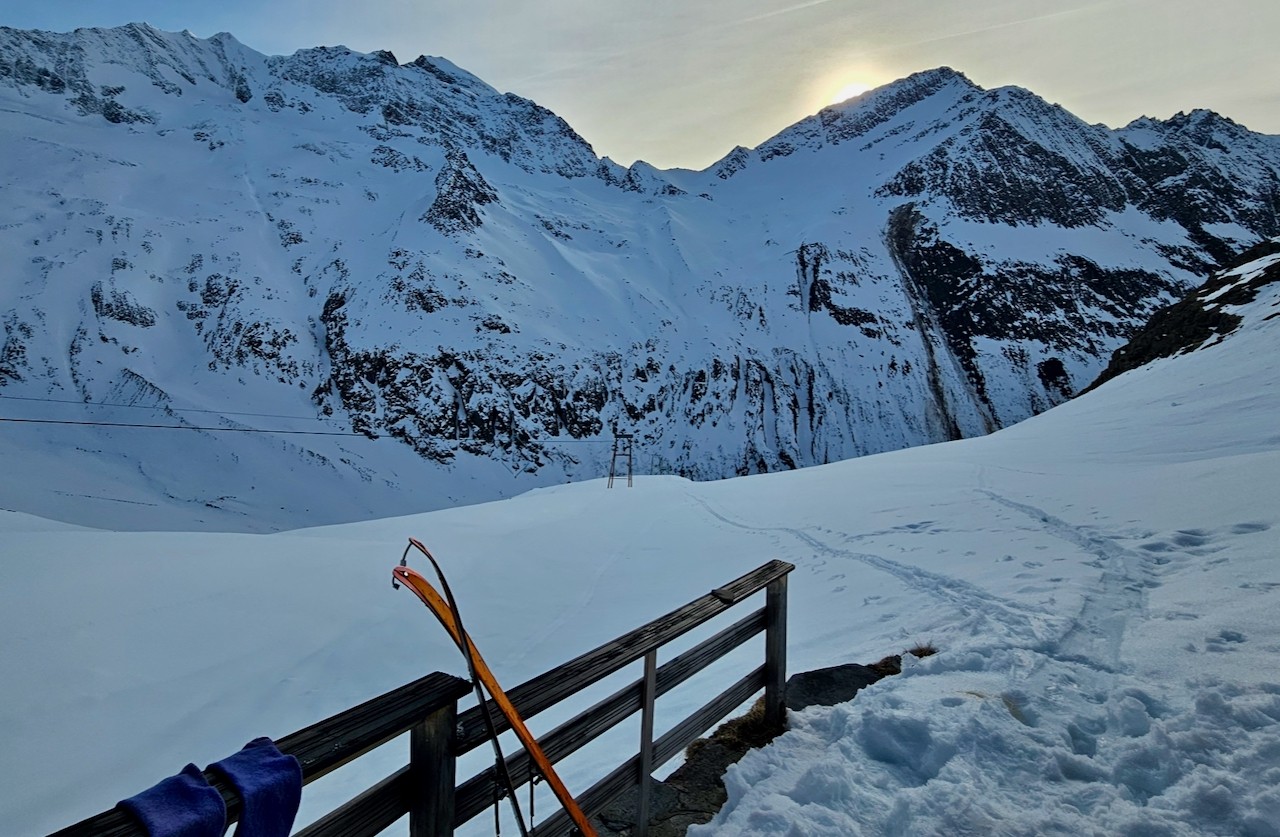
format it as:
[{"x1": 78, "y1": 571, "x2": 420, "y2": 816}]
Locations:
[
  {"x1": 0, "y1": 400, "x2": 629, "y2": 442},
  {"x1": 0, "y1": 392, "x2": 326, "y2": 421},
  {"x1": 0, "y1": 417, "x2": 361, "y2": 436}
]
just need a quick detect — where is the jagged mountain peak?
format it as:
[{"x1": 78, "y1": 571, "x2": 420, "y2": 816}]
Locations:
[
  {"x1": 0, "y1": 22, "x2": 609, "y2": 179},
  {"x1": 978, "y1": 82, "x2": 1068, "y2": 115},
  {"x1": 820, "y1": 66, "x2": 978, "y2": 120},
  {"x1": 1167, "y1": 108, "x2": 1237, "y2": 128},
  {"x1": 744, "y1": 66, "x2": 980, "y2": 166},
  {"x1": 1121, "y1": 108, "x2": 1275, "y2": 150},
  {"x1": 1124, "y1": 108, "x2": 1241, "y2": 137},
  {"x1": 406, "y1": 53, "x2": 498, "y2": 94},
  {"x1": 873, "y1": 65, "x2": 977, "y2": 97},
  {"x1": 1159, "y1": 108, "x2": 1261, "y2": 148}
]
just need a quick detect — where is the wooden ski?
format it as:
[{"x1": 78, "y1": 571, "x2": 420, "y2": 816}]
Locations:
[{"x1": 393, "y1": 539, "x2": 597, "y2": 837}]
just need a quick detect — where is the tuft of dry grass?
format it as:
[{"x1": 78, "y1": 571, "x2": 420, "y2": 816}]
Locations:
[
  {"x1": 868, "y1": 654, "x2": 903, "y2": 677},
  {"x1": 867, "y1": 642, "x2": 938, "y2": 679},
  {"x1": 906, "y1": 642, "x2": 938, "y2": 659}
]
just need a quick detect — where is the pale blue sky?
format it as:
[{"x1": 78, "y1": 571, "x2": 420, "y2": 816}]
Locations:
[{"x1": 4, "y1": 1, "x2": 1276, "y2": 169}]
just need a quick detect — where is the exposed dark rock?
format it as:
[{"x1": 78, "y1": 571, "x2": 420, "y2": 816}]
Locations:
[
  {"x1": 423, "y1": 148, "x2": 497, "y2": 234},
  {"x1": 713, "y1": 147, "x2": 751, "y2": 180},
  {"x1": 1037, "y1": 358, "x2": 1073, "y2": 400},
  {"x1": 91, "y1": 282, "x2": 157, "y2": 327},
  {"x1": 784, "y1": 662, "x2": 884, "y2": 712},
  {"x1": 882, "y1": 111, "x2": 1126, "y2": 228},
  {"x1": 886, "y1": 203, "x2": 1183, "y2": 426},
  {"x1": 370, "y1": 144, "x2": 429, "y2": 172},
  {"x1": 171, "y1": 273, "x2": 305, "y2": 382},
  {"x1": 1086, "y1": 240, "x2": 1280, "y2": 392},
  {"x1": 0, "y1": 315, "x2": 35, "y2": 383}
]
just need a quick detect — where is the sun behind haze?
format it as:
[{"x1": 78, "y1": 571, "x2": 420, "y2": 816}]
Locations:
[{"x1": 829, "y1": 79, "x2": 874, "y2": 105}]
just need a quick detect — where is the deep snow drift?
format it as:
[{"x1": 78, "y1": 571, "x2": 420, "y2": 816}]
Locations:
[{"x1": 3, "y1": 255, "x2": 1280, "y2": 834}]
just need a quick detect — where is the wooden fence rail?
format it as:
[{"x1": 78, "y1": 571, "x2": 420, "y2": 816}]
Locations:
[
  {"x1": 51, "y1": 559, "x2": 793, "y2": 837},
  {"x1": 51, "y1": 672, "x2": 473, "y2": 837}
]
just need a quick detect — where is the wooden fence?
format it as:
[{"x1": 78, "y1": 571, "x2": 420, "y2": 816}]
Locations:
[{"x1": 52, "y1": 559, "x2": 794, "y2": 837}]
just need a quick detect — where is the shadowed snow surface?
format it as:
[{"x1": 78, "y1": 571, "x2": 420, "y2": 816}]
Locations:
[{"x1": 2, "y1": 263, "x2": 1279, "y2": 831}]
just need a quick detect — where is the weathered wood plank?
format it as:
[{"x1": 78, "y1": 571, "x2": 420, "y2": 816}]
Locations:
[
  {"x1": 653, "y1": 666, "x2": 765, "y2": 766},
  {"x1": 453, "y1": 607, "x2": 767, "y2": 825},
  {"x1": 456, "y1": 560, "x2": 793, "y2": 751},
  {"x1": 50, "y1": 673, "x2": 470, "y2": 837},
  {"x1": 293, "y1": 767, "x2": 410, "y2": 837},
  {"x1": 280, "y1": 672, "x2": 471, "y2": 783},
  {"x1": 529, "y1": 667, "x2": 766, "y2": 837}
]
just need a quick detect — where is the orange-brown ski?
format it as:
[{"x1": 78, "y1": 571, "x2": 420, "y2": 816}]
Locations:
[{"x1": 393, "y1": 540, "x2": 597, "y2": 837}]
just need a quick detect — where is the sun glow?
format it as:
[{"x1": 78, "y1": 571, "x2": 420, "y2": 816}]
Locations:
[{"x1": 830, "y1": 79, "x2": 873, "y2": 104}]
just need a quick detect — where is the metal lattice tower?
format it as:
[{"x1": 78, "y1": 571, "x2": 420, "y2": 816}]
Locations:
[{"x1": 607, "y1": 434, "x2": 634, "y2": 488}]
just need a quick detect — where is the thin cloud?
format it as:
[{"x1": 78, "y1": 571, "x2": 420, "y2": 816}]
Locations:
[{"x1": 508, "y1": 0, "x2": 850, "y2": 87}]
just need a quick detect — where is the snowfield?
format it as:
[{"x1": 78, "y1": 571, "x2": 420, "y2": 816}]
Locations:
[{"x1": 3, "y1": 261, "x2": 1280, "y2": 834}]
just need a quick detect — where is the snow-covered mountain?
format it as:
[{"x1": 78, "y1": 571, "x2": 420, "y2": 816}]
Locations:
[{"x1": 2, "y1": 24, "x2": 1278, "y2": 530}]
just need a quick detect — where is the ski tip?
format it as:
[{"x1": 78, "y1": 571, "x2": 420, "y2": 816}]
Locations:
[
  {"x1": 392, "y1": 566, "x2": 432, "y2": 602},
  {"x1": 393, "y1": 565, "x2": 432, "y2": 586}
]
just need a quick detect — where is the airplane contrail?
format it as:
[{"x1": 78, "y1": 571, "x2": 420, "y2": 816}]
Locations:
[
  {"x1": 874, "y1": 4, "x2": 1110, "y2": 53},
  {"x1": 738, "y1": 0, "x2": 845, "y2": 26}
]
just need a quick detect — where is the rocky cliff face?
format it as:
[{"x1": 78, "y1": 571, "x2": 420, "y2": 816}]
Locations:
[
  {"x1": 2, "y1": 26, "x2": 1278, "y2": 529},
  {"x1": 1086, "y1": 237, "x2": 1280, "y2": 391}
]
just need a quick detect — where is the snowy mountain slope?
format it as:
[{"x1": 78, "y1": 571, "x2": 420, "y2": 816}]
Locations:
[
  {"x1": 3, "y1": 234, "x2": 1279, "y2": 836},
  {"x1": 2, "y1": 25, "x2": 1279, "y2": 530},
  {"x1": 1088, "y1": 235, "x2": 1280, "y2": 390}
]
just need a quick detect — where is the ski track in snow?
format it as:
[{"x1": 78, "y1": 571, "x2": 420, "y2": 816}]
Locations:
[
  {"x1": 687, "y1": 493, "x2": 1063, "y2": 650},
  {"x1": 513, "y1": 548, "x2": 621, "y2": 661},
  {"x1": 978, "y1": 489, "x2": 1150, "y2": 673},
  {"x1": 690, "y1": 484, "x2": 1196, "y2": 701}
]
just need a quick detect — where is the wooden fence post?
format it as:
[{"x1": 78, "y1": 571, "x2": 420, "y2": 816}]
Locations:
[
  {"x1": 763, "y1": 574, "x2": 788, "y2": 731},
  {"x1": 636, "y1": 649, "x2": 658, "y2": 837},
  {"x1": 410, "y1": 702, "x2": 459, "y2": 837}
]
